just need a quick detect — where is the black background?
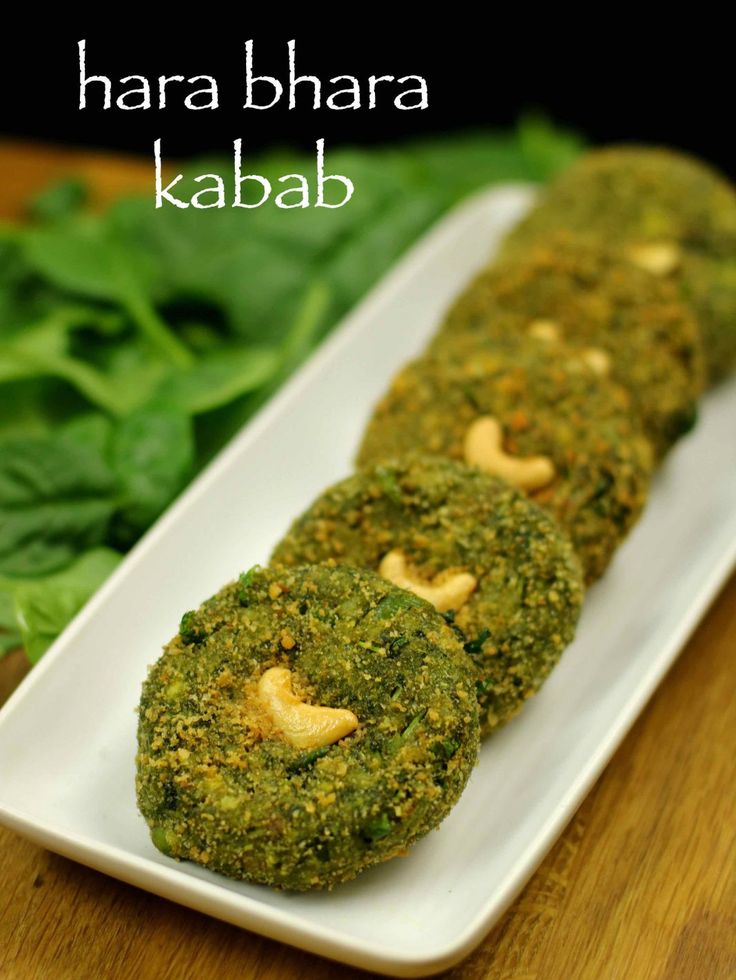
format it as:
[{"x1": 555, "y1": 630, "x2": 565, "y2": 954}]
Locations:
[{"x1": 2, "y1": 31, "x2": 733, "y2": 177}]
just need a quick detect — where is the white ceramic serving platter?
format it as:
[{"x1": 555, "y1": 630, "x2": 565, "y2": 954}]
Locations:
[{"x1": 1, "y1": 185, "x2": 735, "y2": 978}]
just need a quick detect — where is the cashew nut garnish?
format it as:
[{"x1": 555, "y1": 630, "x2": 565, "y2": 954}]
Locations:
[
  {"x1": 463, "y1": 416, "x2": 555, "y2": 491},
  {"x1": 257, "y1": 667, "x2": 358, "y2": 749},
  {"x1": 627, "y1": 242, "x2": 681, "y2": 276},
  {"x1": 528, "y1": 319, "x2": 561, "y2": 342},
  {"x1": 581, "y1": 347, "x2": 612, "y2": 376},
  {"x1": 378, "y1": 549, "x2": 477, "y2": 613}
]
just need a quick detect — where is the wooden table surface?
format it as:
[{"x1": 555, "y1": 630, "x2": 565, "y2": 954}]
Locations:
[{"x1": 1, "y1": 141, "x2": 735, "y2": 980}]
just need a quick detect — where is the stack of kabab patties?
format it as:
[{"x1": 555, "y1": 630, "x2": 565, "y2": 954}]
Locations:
[{"x1": 137, "y1": 145, "x2": 736, "y2": 891}]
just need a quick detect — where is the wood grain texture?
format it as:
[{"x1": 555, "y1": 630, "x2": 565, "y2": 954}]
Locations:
[{"x1": 0, "y1": 143, "x2": 735, "y2": 980}]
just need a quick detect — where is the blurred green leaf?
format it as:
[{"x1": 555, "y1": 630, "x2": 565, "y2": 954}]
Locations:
[
  {"x1": 22, "y1": 218, "x2": 192, "y2": 367},
  {"x1": 5, "y1": 548, "x2": 122, "y2": 663},
  {"x1": 108, "y1": 405, "x2": 194, "y2": 546},
  {"x1": 156, "y1": 345, "x2": 280, "y2": 415},
  {"x1": 28, "y1": 178, "x2": 88, "y2": 224},
  {"x1": 0, "y1": 431, "x2": 118, "y2": 577}
]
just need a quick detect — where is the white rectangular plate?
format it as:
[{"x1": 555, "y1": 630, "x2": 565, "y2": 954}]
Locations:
[{"x1": 1, "y1": 185, "x2": 735, "y2": 978}]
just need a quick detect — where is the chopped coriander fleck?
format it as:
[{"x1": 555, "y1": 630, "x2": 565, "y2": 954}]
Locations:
[
  {"x1": 431, "y1": 737, "x2": 460, "y2": 760},
  {"x1": 374, "y1": 590, "x2": 425, "y2": 619},
  {"x1": 401, "y1": 711, "x2": 426, "y2": 739},
  {"x1": 388, "y1": 635, "x2": 409, "y2": 654},
  {"x1": 238, "y1": 565, "x2": 261, "y2": 605},
  {"x1": 386, "y1": 710, "x2": 426, "y2": 754},
  {"x1": 475, "y1": 677, "x2": 494, "y2": 696},
  {"x1": 464, "y1": 628, "x2": 491, "y2": 654}
]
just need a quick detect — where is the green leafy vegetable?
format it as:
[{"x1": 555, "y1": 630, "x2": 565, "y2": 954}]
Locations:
[
  {"x1": 1, "y1": 548, "x2": 121, "y2": 663},
  {"x1": 21, "y1": 217, "x2": 192, "y2": 368},
  {"x1": 0, "y1": 432, "x2": 118, "y2": 576},
  {"x1": 155, "y1": 345, "x2": 279, "y2": 415},
  {"x1": 0, "y1": 590, "x2": 22, "y2": 655},
  {"x1": 28, "y1": 178, "x2": 87, "y2": 224},
  {"x1": 0, "y1": 306, "x2": 130, "y2": 415},
  {"x1": 108, "y1": 406, "x2": 194, "y2": 545}
]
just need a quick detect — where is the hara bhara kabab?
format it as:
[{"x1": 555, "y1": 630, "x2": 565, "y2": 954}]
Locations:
[
  {"x1": 272, "y1": 456, "x2": 584, "y2": 734},
  {"x1": 137, "y1": 564, "x2": 479, "y2": 891},
  {"x1": 433, "y1": 232, "x2": 704, "y2": 458},
  {"x1": 357, "y1": 340, "x2": 653, "y2": 584},
  {"x1": 503, "y1": 146, "x2": 736, "y2": 382}
]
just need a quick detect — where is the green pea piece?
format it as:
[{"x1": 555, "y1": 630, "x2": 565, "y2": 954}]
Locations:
[
  {"x1": 136, "y1": 564, "x2": 479, "y2": 891},
  {"x1": 272, "y1": 456, "x2": 584, "y2": 735}
]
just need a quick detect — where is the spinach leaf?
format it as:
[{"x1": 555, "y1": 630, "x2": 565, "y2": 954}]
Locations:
[
  {"x1": 109, "y1": 200, "x2": 307, "y2": 343},
  {"x1": 155, "y1": 344, "x2": 279, "y2": 415},
  {"x1": 61, "y1": 412, "x2": 115, "y2": 455},
  {"x1": 0, "y1": 380, "x2": 58, "y2": 439},
  {"x1": 21, "y1": 217, "x2": 193, "y2": 368},
  {"x1": 28, "y1": 178, "x2": 87, "y2": 224},
  {"x1": 192, "y1": 280, "x2": 329, "y2": 464},
  {"x1": 0, "y1": 590, "x2": 22, "y2": 656},
  {"x1": 5, "y1": 548, "x2": 122, "y2": 663},
  {"x1": 0, "y1": 235, "x2": 73, "y2": 333},
  {"x1": 108, "y1": 406, "x2": 194, "y2": 545},
  {"x1": 0, "y1": 407, "x2": 193, "y2": 575},
  {"x1": 0, "y1": 306, "x2": 132, "y2": 416},
  {"x1": 81, "y1": 339, "x2": 173, "y2": 415},
  {"x1": 322, "y1": 192, "x2": 441, "y2": 310},
  {"x1": 0, "y1": 433, "x2": 117, "y2": 576}
]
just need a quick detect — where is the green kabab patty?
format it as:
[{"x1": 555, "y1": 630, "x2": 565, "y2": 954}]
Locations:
[
  {"x1": 271, "y1": 456, "x2": 584, "y2": 735},
  {"x1": 432, "y1": 233, "x2": 704, "y2": 458},
  {"x1": 503, "y1": 146, "x2": 736, "y2": 382},
  {"x1": 357, "y1": 340, "x2": 653, "y2": 584},
  {"x1": 136, "y1": 564, "x2": 479, "y2": 891}
]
